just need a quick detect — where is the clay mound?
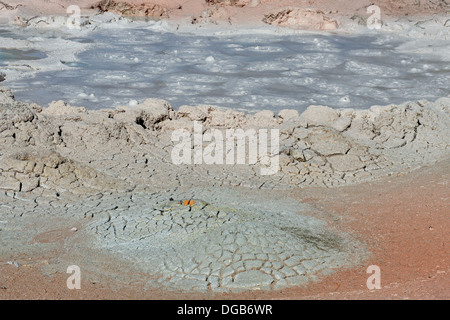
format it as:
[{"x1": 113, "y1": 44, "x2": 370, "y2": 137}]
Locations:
[
  {"x1": 0, "y1": 88, "x2": 133, "y2": 195},
  {"x1": 0, "y1": 88, "x2": 60, "y2": 148}
]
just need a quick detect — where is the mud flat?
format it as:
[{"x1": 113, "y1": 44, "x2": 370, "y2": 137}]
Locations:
[{"x1": 0, "y1": 86, "x2": 449, "y2": 294}]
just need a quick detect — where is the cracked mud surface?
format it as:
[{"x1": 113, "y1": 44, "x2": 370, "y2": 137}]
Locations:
[
  {"x1": 84, "y1": 191, "x2": 364, "y2": 292},
  {"x1": 0, "y1": 86, "x2": 448, "y2": 294}
]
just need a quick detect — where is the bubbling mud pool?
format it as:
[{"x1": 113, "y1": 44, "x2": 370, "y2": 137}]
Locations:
[{"x1": 1, "y1": 26, "x2": 449, "y2": 112}]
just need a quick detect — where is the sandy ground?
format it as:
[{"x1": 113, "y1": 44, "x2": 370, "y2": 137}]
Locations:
[{"x1": 1, "y1": 159, "x2": 448, "y2": 300}]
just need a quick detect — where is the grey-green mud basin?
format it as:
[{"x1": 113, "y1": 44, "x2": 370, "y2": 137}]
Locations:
[{"x1": 82, "y1": 188, "x2": 368, "y2": 293}]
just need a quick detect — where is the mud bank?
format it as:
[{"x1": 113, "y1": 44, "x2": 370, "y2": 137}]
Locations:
[{"x1": 1, "y1": 86, "x2": 449, "y2": 194}]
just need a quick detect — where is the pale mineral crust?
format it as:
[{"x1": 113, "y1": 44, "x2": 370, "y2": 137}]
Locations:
[{"x1": 1, "y1": 86, "x2": 449, "y2": 196}]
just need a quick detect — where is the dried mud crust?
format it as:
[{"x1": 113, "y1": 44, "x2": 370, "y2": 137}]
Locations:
[
  {"x1": 0, "y1": 159, "x2": 448, "y2": 299},
  {"x1": 0, "y1": 86, "x2": 449, "y2": 293}
]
